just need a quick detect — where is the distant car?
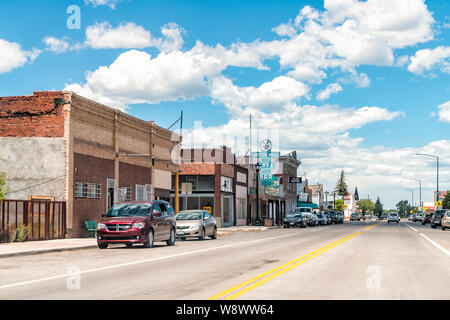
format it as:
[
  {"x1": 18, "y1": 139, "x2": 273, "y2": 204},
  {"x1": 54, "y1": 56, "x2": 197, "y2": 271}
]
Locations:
[
  {"x1": 295, "y1": 207, "x2": 315, "y2": 227},
  {"x1": 408, "y1": 214, "x2": 415, "y2": 221},
  {"x1": 283, "y1": 210, "x2": 307, "y2": 228},
  {"x1": 322, "y1": 212, "x2": 332, "y2": 225},
  {"x1": 309, "y1": 213, "x2": 320, "y2": 227},
  {"x1": 441, "y1": 211, "x2": 450, "y2": 231},
  {"x1": 175, "y1": 210, "x2": 217, "y2": 240},
  {"x1": 316, "y1": 213, "x2": 327, "y2": 226},
  {"x1": 350, "y1": 212, "x2": 361, "y2": 221},
  {"x1": 387, "y1": 212, "x2": 400, "y2": 224},
  {"x1": 422, "y1": 214, "x2": 432, "y2": 225},
  {"x1": 325, "y1": 211, "x2": 338, "y2": 224},
  {"x1": 414, "y1": 213, "x2": 423, "y2": 222},
  {"x1": 430, "y1": 210, "x2": 446, "y2": 229},
  {"x1": 97, "y1": 201, "x2": 176, "y2": 249}
]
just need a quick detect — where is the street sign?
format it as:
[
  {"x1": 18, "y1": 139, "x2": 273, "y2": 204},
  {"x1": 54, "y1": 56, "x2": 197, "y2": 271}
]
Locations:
[{"x1": 289, "y1": 177, "x2": 302, "y2": 184}]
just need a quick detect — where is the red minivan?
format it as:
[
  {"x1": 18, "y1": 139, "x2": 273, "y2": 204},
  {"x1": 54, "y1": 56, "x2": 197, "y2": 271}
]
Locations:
[{"x1": 97, "y1": 201, "x2": 176, "y2": 249}]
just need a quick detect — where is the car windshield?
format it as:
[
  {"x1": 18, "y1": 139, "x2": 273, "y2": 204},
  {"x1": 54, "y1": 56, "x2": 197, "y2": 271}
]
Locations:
[
  {"x1": 106, "y1": 203, "x2": 151, "y2": 217},
  {"x1": 176, "y1": 211, "x2": 202, "y2": 220},
  {"x1": 295, "y1": 208, "x2": 311, "y2": 212},
  {"x1": 434, "y1": 211, "x2": 445, "y2": 217},
  {"x1": 446, "y1": 212, "x2": 450, "y2": 217},
  {"x1": 286, "y1": 213, "x2": 302, "y2": 218}
]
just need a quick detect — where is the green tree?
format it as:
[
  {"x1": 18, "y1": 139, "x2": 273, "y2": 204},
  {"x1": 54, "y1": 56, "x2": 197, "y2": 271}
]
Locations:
[
  {"x1": 358, "y1": 199, "x2": 375, "y2": 216},
  {"x1": 396, "y1": 200, "x2": 412, "y2": 217},
  {"x1": 442, "y1": 191, "x2": 450, "y2": 209},
  {"x1": 0, "y1": 171, "x2": 6, "y2": 201},
  {"x1": 335, "y1": 199, "x2": 344, "y2": 211},
  {"x1": 334, "y1": 170, "x2": 350, "y2": 196},
  {"x1": 373, "y1": 197, "x2": 383, "y2": 218}
]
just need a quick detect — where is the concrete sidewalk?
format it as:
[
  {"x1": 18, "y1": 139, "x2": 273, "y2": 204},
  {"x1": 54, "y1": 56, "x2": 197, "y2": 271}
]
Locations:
[{"x1": 0, "y1": 238, "x2": 98, "y2": 258}]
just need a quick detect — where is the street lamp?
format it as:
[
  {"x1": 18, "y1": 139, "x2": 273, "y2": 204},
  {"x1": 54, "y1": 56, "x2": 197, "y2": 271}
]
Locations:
[
  {"x1": 333, "y1": 193, "x2": 336, "y2": 210},
  {"x1": 255, "y1": 162, "x2": 261, "y2": 223},
  {"x1": 416, "y1": 153, "x2": 439, "y2": 201},
  {"x1": 412, "y1": 179, "x2": 421, "y2": 210}
]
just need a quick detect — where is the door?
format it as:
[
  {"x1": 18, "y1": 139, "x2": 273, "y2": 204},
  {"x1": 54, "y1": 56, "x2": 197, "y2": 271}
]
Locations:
[
  {"x1": 151, "y1": 203, "x2": 165, "y2": 241},
  {"x1": 158, "y1": 202, "x2": 171, "y2": 239},
  {"x1": 203, "y1": 211, "x2": 214, "y2": 235},
  {"x1": 221, "y1": 194, "x2": 234, "y2": 227}
]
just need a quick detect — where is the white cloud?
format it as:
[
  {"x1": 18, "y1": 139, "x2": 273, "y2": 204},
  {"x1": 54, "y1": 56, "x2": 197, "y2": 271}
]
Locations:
[
  {"x1": 317, "y1": 83, "x2": 343, "y2": 101},
  {"x1": 408, "y1": 46, "x2": 450, "y2": 75},
  {"x1": 84, "y1": 0, "x2": 123, "y2": 9},
  {"x1": 43, "y1": 36, "x2": 71, "y2": 53},
  {"x1": 0, "y1": 39, "x2": 40, "y2": 73},
  {"x1": 85, "y1": 22, "x2": 154, "y2": 49},
  {"x1": 438, "y1": 101, "x2": 450, "y2": 123}
]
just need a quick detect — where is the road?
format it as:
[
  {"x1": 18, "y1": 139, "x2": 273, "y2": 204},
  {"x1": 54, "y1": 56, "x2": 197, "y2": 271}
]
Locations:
[{"x1": 0, "y1": 221, "x2": 449, "y2": 300}]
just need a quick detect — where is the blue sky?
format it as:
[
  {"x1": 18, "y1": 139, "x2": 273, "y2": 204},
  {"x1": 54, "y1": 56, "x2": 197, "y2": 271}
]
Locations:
[{"x1": 0, "y1": 0, "x2": 449, "y2": 208}]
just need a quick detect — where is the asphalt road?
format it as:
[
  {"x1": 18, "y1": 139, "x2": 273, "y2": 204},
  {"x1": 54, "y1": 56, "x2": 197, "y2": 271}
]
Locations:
[{"x1": 0, "y1": 220, "x2": 448, "y2": 300}]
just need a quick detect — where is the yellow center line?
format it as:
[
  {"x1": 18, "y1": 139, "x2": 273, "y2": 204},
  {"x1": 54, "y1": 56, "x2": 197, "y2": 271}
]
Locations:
[{"x1": 208, "y1": 223, "x2": 381, "y2": 300}]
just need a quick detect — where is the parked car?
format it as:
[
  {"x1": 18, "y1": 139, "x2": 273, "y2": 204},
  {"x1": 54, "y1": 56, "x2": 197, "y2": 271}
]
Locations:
[
  {"x1": 310, "y1": 213, "x2": 319, "y2": 226},
  {"x1": 294, "y1": 207, "x2": 314, "y2": 226},
  {"x1": 422, "y1": 213, "x2": 432, "y2": 225},
  {"x1": 175, "y1": 210, "x2": 217, "y2": 240},
  {"x1": 283, "y1": 210, "x2": 307, "y2": 228},
  {"x1": 323, "y1": 212, "x2": 332, "y2": 225},
  {"x1": 387, "y1": 212, "x2": 400, "y2": 224},
  {"x1": 430, "y1": 209, "x2": 446, "y2": 229},
  {"x1": 441, "y1": 211, "x2": 450, "y2": 231},
  {"x1": 97, "y1": 201, "x2": 176, "y2": 249},
  {"x1": 316, "y1": 213, "x2": 327, "y2": 226},
  {"x1": 350, "y1": 212, "x2": 361, "y2": 221}
]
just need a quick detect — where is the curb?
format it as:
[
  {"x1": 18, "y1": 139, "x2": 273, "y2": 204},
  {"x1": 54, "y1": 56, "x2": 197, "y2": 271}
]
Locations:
[{"x1": 0, "y1": 244, "x2": 98, "y2": 259}]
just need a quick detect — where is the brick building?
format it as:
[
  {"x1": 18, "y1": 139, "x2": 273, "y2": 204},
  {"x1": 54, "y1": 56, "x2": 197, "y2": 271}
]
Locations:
[
  {"x1": 0, "y1": 91, "x2": 181, "y2": 237},
  {"x1": 171, "y1": 147, "x2": 248, "y2": 227}
]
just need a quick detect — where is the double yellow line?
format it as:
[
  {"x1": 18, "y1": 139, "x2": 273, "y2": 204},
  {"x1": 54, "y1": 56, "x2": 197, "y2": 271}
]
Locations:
[{"x1": 208, "y1": 223, "x2": 380, "y2": 300}]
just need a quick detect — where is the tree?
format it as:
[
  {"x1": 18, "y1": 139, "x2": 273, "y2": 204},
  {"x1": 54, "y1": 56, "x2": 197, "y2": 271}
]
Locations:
[
  {"x1": 396, "y1": 200, "x2": 412, "y2": 217},
  {"x1": 358, "y1": 199, "x2": 375, "y2": 216},
  {"x1": 334, "y1": 170, "x2": 350, "y2": 196},
  {"x1": 0, "y1": 171, "x2": 6, "y2": 201},
  {"x1": 373, "y1": 197, "x2": 383, "y2": 218},
  {"x1": 442, "y1": 191, "x2": 450, "y2": 209},
  {"x1": 335, "y1": 199, "x2": 344, "y2": 211}
]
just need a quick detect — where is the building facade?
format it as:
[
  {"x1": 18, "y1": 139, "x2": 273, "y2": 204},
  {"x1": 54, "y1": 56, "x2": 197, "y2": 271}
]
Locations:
[
  {"x1": 171, "y1": 147, "x2": 248, "y2": 228},
  {"x1": 0, "y1": 91, "x2": 181, "y2": 237}
]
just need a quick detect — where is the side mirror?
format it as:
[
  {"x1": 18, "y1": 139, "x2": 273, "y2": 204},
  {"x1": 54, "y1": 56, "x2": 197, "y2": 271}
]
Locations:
[{"x1": 153, "y1": 211, "x2": 161, "y2": 218}]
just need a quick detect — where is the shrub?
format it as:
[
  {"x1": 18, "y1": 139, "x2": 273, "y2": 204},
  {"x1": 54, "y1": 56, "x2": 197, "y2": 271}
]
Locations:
[{"x1": 8, "y1": 224, "x2": 31, "y2": 243}]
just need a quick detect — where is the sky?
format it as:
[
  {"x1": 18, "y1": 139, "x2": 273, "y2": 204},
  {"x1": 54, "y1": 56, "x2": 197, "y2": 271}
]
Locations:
[{"x1": 0, "y1": 0, "x2": 449, "y2": 209}]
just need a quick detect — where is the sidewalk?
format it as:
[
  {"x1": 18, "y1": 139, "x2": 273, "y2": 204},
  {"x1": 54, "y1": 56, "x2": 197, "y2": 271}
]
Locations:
[
  {"x1": 218, "y1": 225, "x2": 281, "y2": 232},
  {"x1": 0, "y1": 238, "x2": 97, "y2": 258}
]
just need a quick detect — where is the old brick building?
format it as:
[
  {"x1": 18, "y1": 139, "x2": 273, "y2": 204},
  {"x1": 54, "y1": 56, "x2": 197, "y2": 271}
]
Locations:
[
  {"x1": 171, "y1": 147, "x2": 248, "y2": 227},
  {"x1": 0, "y1": 91, "x2": 181, "y2": 237}
]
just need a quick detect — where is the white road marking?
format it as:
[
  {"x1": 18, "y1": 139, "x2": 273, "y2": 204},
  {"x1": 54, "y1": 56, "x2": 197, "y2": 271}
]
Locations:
[
  {"x1": 406, "y1": 224, "x2": 418, "y2": 232},
  {"x1": 0, "y1": 231, "x2": 311, "y2": 290},
  {"x1": 419, "y1": 233, "x2": 450, "y2": 257}
]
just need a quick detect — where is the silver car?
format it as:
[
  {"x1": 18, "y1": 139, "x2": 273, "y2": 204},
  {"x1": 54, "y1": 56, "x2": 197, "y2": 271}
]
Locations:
[{"x1": 175, "y1": 210, "x2": 217, "y2": 240}]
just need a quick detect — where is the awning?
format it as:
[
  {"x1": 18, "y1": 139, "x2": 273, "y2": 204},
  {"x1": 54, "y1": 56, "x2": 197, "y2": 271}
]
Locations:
[{"x1": 297, "y1": 202, "x2": 319, "y2": 208}]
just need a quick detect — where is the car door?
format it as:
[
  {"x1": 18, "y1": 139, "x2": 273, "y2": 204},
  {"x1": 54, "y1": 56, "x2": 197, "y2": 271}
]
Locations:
[
  {"x1": 151, "y1": 203, "x2": 165, "y2": 241},
  {"x1": 203, "y1": 211, "x2": 214, "y2": 235},
  {"x1": 158, "y1": 202, "x2": 171, "y2": 239}
]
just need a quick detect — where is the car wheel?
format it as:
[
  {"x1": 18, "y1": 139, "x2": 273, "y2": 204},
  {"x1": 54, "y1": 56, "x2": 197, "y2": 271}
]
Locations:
[
  {"x1": 98, "y1": 243, "x2": 108, "y2": 249},
  {"x1": 199, "y1": 228, "x2": 206, "y2": 240},
  {"x1": 126, "y1": 243, "x2": 133, "y2": 248},
  {"x1": 166, "y1": 228, "x2": 176, "y2": 246},
  {"x1": 211, "y1": 227, "x2": 217, "y2": 239},
  {"x1": 143, "y1": 230, "x2": 154, "y2": 248},
  {"x1": 442, "y1": 227, "x2": 446, "y2": 231}
]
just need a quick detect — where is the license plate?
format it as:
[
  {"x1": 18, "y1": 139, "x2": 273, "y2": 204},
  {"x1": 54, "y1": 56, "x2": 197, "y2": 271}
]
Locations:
[
  {"x1": 177, "y1": 231, "x2": 185, "y2": 235},
  {"x1": 290, "y1": 223, "x2": 294, "y2": 225}
]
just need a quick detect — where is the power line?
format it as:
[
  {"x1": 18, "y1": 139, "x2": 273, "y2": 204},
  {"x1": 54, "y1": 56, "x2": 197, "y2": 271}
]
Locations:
[{"x1": 5, "y1": 175, "x2": 65, "y2": 195}]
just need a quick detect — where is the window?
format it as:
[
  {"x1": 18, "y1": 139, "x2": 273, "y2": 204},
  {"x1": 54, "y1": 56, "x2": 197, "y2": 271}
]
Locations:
[
  {"x1": 166, "y1": 203, "x2": 174, "y2": 215},
  {"x1": 118, "y1": 187, "x2": 131, "y2": 202},
  {"x1": 136, "y1": 185, "x2": 145, "y2": 201},
  {"x1": 159, "y1": 203, "x2": 168, "y2": 217},
  {"x1": 87, "y1": 183, "x2": 101, "y2": 199},
  {"x1": 75, "y1": 182, "x2": 100, "y2": 199}
]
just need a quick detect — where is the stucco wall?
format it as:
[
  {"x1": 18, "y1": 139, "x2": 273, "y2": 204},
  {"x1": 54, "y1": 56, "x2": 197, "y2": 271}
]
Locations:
[{"x1": 0, "y1": 137, "x2": 66, "y2": 200}]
